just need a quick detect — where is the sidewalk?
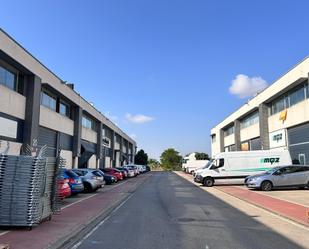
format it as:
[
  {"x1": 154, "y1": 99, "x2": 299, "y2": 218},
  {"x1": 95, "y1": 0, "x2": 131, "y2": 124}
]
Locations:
[
  {"x1": 175, "y1": 171, "x2": 309, "y2": 227},
  {"x1": 0, "y1": 174, "x2": 150, "y2": 249}
]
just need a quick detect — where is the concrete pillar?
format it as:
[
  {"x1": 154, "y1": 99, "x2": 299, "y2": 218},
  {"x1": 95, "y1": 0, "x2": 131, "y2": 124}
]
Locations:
[
  {"x1": 126, "y1": 141, "x2": 129, "y2": 165},
  {"x1": 73, "y1": 156, "x2": 78, "y2": 168},
  {"x1": 23, "y1": 75, "x2": 41, "y2": 146},
  {"x1": 120, "y1": 137, "x2": 124, "y2": 166},
  {"x1": 97, "y1": 122, "x2": 102, "y2": 160},
  {"x1": 219, "y1": 129, "x2": 225, "y2": 152},
  {"x1": 72, "y1": 106, "x2": 82, "y2": 157},
  {"x1": 111, "y1": 130, "x2": 115, "y2": 167},
  {"x1": 259, "y1": 103, "x2": 270, "y2": 150},
  {"x1": 234, "y1": 120, "x2": 241, "y2": 151}
]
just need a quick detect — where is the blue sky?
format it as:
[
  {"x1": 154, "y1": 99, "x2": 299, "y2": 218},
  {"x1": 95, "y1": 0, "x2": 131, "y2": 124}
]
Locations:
[{"x1": 1, "y1": 0, "x2": 309, "y2": 159}]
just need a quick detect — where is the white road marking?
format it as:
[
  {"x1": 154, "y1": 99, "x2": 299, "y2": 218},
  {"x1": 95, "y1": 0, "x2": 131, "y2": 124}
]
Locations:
[
  {"x1": 0, "y1": 231, "x2": 9, "y2": 236},
  {"x1": 71, "y1": 193, "x2": 135, "y2": 249}
]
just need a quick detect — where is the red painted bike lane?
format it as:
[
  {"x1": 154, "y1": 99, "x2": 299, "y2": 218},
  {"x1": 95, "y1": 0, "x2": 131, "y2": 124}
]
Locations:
[
  {"x1": 214, "y1": 186, "x2": 309, "y2": 227},
  {"x1": 0, "y1": 174, "x2": 150, "y2": 249}
]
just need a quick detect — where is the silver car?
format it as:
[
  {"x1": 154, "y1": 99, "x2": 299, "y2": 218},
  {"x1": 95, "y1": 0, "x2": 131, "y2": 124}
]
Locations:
[
  {"x1": 245, "y1": 165, "x2": 309, "y2": 191},
  {"x1": 72, "y1": 169, "x2": 105, "y2": 192}
]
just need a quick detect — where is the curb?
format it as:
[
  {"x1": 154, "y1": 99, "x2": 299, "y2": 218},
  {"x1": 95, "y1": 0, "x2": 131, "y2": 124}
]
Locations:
[
  {"x1": 213, "y1": 186, "x2": 309, "y2": 228},
  {"x1": 47, "y1": 174, "x2": 150, "y2": 249}
]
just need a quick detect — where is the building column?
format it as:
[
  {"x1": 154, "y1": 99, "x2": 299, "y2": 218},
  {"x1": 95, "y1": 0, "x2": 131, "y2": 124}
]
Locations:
[
  {"x1": 72, "y1": 106, "x2": 82, "y2": 168},
  {"x1": 97, "y1": 122, "x2": 102, "y2": 167},
  {"x1": 126, "y1": 141, "x2": 129, "y2": 165},
  {"x1": 234, "y1": 120, "x2": 241, "y2": 151},
  {"x1": 23, "y1": 75, "x2": 41, "y2": 146},
  {"x1": 120, "y1": 137, "x2": 124, "y2": 166},
  {"x1": 219, "y1": 129, "x2": 225, "y2": 152},
  {"x1": 259, "y1": 103, "x2": 270, "y2": 150},
  {"x1": 111, "y1": 130, "x2": 115, "y2": 167}
]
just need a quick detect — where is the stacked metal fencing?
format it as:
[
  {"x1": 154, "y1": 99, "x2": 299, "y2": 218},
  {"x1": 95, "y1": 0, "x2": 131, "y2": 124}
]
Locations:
[{"x1": 0, "y1": 144, "x2": 64, "y2": 228}]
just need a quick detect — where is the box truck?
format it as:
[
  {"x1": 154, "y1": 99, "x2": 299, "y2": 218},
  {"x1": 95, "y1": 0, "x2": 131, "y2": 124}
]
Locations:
[{"x1": 194, "y1": 150, "x2": 292, "y2": 187}]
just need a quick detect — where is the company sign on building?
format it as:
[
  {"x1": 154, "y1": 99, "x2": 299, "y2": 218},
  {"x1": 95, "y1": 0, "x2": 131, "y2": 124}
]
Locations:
[{"x1": 269, "y1": 129, "x2": 286, "y2": 149}]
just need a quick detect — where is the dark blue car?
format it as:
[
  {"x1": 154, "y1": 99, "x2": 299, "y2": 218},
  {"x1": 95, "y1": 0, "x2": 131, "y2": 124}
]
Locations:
[
  {"x1": 63, "y1": 170, "x2": 84, "y2": 194},
  {"x1": 97, "y1": 170, "x2": 116, "y2": 185}
]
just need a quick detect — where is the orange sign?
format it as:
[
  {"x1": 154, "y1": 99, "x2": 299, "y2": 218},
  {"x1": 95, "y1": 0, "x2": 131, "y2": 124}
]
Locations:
[{"x1": 279, "y1": 110, "x2": 287, "y2": 121}]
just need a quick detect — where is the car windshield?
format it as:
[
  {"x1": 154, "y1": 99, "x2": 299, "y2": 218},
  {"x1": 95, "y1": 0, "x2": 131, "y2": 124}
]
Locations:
[{"x1": 204, "y1": 159, "x2": 214, "y2": 169}]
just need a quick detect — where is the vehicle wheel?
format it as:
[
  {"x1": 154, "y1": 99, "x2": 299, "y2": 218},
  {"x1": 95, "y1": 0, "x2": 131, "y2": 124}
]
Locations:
[
  {"x1": 84, "y1": 183, "x2": 93, "y2": 193},
  {"x1": 203, "y1": 177, "x2": 214, "y2": 187},
  {"x1": 306, "y1": 181, "x2": 309, "y2": 189},
  {"x1": 261, "y1": 181, "x2": 273, "y2": 191}
]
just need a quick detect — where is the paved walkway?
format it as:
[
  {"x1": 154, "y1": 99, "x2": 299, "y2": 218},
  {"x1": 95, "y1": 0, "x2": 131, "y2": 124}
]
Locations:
[
  {"x1": 176, "y1": 171, "x2": 309, "y2": 227},
  {"x1": 0, "y1": 174, "x2": 150, "y2": 249}
]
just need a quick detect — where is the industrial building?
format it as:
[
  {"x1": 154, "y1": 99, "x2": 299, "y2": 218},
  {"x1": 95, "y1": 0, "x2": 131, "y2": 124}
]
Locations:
[
  {"x1": 0, "y1": 29, "x2": 136, "y2": 168},
  {"x1": 211, "y1": 57, "x2": 309, "y2": 165}
]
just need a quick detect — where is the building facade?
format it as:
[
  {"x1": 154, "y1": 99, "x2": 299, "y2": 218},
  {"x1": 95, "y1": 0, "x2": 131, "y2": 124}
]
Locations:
[
  {"x1": 0, "y1": 29, "x2": 136, "y2": 168},
  {"x1": 211, "y1": 57, "x2": 309, "y2": 165}
]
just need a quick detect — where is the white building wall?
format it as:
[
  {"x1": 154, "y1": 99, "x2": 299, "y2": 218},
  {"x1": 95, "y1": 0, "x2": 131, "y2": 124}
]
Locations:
[
  {"x1": 240, "y1": 123, "x2": 260, "y2": 142},
  {"x1": 268, "y1": 99, "x2": 309, "y2": 133},
  {"x1": 0, "y1": 85, "x2": 26, "y2": 119},
  {"x1": 60, "y1": 150, "x2": 73, "y2": 169},
  {"x1": 81, "y1": 127, "x2": 97, "y2": 144},
  {"x1": 39, "y1": 105, "x2": 74, "y2": 135},
  {"x1": 224, "y1": 134, "x2": 235, "y2": 146}
]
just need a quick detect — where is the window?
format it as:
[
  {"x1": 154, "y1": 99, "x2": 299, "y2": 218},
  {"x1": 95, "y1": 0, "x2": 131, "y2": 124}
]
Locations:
[
  {"x1": 59, "y1": 102, "x2": 70, "y2": 117},
  {"x1": 41, "y1": 92, "x2": 56, "y2": 111},
  {"x1": 270, "y1": 82, "x2": 308, "y2": 115},
  {"x1": 82, "y1": 115, "x2": 95, "y2": 130},
  {"x1": 0, "y1": 65, "x2": 17, "y2": 91},
  {"x1": 224, "y1": 126, "x2": 234, "y2": 137},
  {"x1": 211, "y1": 134, "x2": 216, "y2": 143},
  {"x1": 289, "y1": 86, "x2": 305, "y2": 107},
  {"x1": 271, "y1": 96, "x2": 286, "y2": 115},
  {"x1": 241, "y1": 112, "x2": 259, "y2": 129}
]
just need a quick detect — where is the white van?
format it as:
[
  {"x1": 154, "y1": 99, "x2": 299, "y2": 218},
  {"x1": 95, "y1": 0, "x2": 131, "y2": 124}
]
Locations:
[
  {"x1": 194, "y1": 150, "x2": 292, "y2": 187},
  {"x1": 182, "y1": 153, "x2": 209, "y2": 174}
]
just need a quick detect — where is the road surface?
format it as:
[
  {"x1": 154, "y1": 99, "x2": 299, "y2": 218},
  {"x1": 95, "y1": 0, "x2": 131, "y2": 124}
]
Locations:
[{"x1": 74, "y1": 171, "x2": 303, "y2": 249}]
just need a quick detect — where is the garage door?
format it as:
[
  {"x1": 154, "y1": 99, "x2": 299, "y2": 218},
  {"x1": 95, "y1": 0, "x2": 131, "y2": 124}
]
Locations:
[
  {"x1": 288, "y1": 123, "x2": 309, "y2": 165},
  {"x1": 38, "y1": 126, "x2": 58, "y2": 157}
]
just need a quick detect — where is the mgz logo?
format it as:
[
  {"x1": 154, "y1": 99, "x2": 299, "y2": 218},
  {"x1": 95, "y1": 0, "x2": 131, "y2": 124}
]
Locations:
[{"x1": 260, "y1": 157, "x2": 280, "y2": 164}]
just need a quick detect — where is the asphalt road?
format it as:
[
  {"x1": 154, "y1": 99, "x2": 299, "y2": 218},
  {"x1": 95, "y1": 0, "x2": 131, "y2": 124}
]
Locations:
[{"x1": 75, "y1": 172, "x2": 302, "y2": 249}]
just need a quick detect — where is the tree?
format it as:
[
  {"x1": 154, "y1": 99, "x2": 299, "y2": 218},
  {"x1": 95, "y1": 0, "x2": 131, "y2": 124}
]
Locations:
[
  {"x1": 134, "y1": 149, "x2": 148, "y2": 165},
  {"x1": 195, "y1": 152, "x2": 210, "y2": 160},
  {"x1": 160, "y1": 148, "x2": 182, "y2": 171},
  {"x1": 148, "y1": 158, "x2": 160, "y2": 170}
]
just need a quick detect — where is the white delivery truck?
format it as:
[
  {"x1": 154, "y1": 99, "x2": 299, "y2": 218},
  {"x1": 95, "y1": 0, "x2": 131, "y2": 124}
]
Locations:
[
  {"x1": 182, "y1": 153, "x2": 209, "y2": 174},
  {"x1": 194, "y1": 150, "x2": 292, "y2": 187}
]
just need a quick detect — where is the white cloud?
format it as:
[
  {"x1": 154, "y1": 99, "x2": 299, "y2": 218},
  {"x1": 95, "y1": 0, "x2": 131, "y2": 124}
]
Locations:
[
  {"x1": 229, "y1": 74, "x2": 268, "y2": 98},
  {"x1": 125, "y1": 113, "x2": 155, "y2": 124}
]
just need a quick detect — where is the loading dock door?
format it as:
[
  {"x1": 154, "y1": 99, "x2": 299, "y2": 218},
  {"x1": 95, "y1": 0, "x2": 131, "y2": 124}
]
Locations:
[
  {"x1": 288, "y1": 123, "x2": 309, "y2": 165},
  {"x1": 38, "y1": 126, "x2": 57, "y2": 157},
  {"x1": 78, "y1": 140, "x2": 96, "y2": 168}
]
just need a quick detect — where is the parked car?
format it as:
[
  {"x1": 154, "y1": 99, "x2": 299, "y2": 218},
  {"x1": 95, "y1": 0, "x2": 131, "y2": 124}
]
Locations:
[
  {"x1": 63, "y1": 169, "x2": 84, "y2": 194},
  {"x1": 145, "y1": 165, "x2": 151, "y2": 172},
  {"x1": 124, "y1": 165, "x2": 138, "y2": 176},
  {"x1": 101, "y1": 168, "x2": 123, "y2": 181},
  {"x1": 245, "y1": 165, "x2": 309, "y2": 191},
  {"x1": 96, "y1": 170, "x2": 117, "y2": 185},
  {"x1": 72, "y1": 169, "x2": 103, "y2": 192},
  {"x1": 88, "y1": 169, "x2": 106, "y2": 188},
  {"x1": 58, "y1": 178, "x2": 71, "y2": 199},
  {"x1": 122, "y1": 166, "x2": 136, "y2": 177},
  {"x1": 115, "y1": 167, "x2": 128, "y2": 178}
]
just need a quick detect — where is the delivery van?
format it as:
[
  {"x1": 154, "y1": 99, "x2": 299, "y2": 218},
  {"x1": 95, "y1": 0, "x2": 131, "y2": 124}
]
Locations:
[
  {"x1": 194, "y1": 150, "x2": 292, "y2": 187},
  {"x1": 182, "y1": 153, "x2": 209, "y2": 174}
]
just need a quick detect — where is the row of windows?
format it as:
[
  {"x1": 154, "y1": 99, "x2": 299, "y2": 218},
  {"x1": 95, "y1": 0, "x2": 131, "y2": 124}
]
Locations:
[
  {"x1": 0, "y1": 65, "x2": 17, "y2": 91},
  {"x1": 41, "y1": 91, "x2": 70, "y2": 118},
  {"x1": 270, "y1": 83, "x2": 309, "y2": 115},
  {"x1": 240, "y1": 111, "x2": 259, "y2": 129},
  {"x1": 224, "y1": 126, "x2": 234, "y2": 137}
]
